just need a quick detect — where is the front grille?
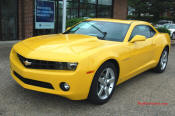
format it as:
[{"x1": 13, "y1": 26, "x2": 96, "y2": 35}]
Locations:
[
  {"x1": 17, "y1": 54, "x2": 67, "y2": 70},
  {"x1": 13, "y1": 71, "x2": 54, "y2": 89}
]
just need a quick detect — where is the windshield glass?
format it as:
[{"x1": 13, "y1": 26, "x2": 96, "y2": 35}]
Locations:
[
  {"x1": 168, "y1": 25, "x2": 175, "y2": 29},
  {"x1": 64, "y1": 21, "x2": 130, "y2": 42}
]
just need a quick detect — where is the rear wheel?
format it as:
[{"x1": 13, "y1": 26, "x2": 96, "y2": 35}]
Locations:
[
  {"x1": 88, "y1": 62, "x2": 118, "y2": 105},
  {"x1": 153, "y1": 48, "x2": 169, "y2": 73}
]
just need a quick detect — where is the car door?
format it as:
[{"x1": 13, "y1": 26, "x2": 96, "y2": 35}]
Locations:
[{"x1": 124, "y1": 25, "x2": 156, "y2": 78}]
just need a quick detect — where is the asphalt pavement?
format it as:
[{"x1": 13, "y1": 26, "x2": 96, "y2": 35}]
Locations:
[{"x1": 0, "y1": 41, "x2": 175, "y2": 116}]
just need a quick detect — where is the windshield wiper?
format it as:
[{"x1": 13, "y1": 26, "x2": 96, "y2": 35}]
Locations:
[
  {"x1": 102, "y1": 32, "x2": 107, "y2": 40},
  {"x1": 87, "y1": 22, "x2": 107, "y2": 40}
]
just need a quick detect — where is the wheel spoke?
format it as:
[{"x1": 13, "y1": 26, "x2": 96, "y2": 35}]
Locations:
[
  {"x1": 163, "y1": 58, "x2": 167, "y2": 63},
  {"x1": 161, "y1": 65, "x2": 164, "y2": 70},
  {"x1": 161, "y1": 61, "x2": 164, "y2": 67},
  {"x1": 104, "y1": 87, "x2": 109, "y2": 97},
  {"x1": 107, "y1": 78, "x2": 115, "y2": 84},
  {"x1": 164, "y1": 52, "x2": 167, "y2": 57},
  {"x1": 163, "y1": 52, "x2": 167, "y2": 60},
  {"x1": 98, "y1": 85, "x2": 104, "y2": 97},
  {"x1": 98, "y1": 77, "x2": 105, "y2": 85},
  {"x1": 105, "y1": 68, "x2": 110, "y2": 78}
]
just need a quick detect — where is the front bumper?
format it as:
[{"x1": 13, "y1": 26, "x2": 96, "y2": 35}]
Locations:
[{"x1": 10, "y1": 49, "x2": 95, "y2": 100}]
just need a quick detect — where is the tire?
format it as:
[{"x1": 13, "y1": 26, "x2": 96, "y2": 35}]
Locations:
[
  {"x1": 88, "y1": 62, "x2": 118, "y2": 105},
  {"x1": 153, "y1": 48, "x2": 169, "y2": 73}
]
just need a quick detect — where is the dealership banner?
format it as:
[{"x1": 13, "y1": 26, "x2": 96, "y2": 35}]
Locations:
[{"x1": 35, "y1": 0, "x2": 55, "y2": 29}]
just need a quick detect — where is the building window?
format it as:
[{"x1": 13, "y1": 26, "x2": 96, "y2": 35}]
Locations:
[
  {"x1": 34, "y1": 0, "x2": 114, "y2": 35},
  {"x1": 0, "y1": 0, "x2": 18, "y2": 40},
  {"x1": 79, "y1": 0, "x2": 96, "y2": 18},
  {"x1": 97, "y1": 0, "x2": 113, "y2": 18},
  {"x1": 67, "y1": 0, "x2": 79, "y2": 19}
]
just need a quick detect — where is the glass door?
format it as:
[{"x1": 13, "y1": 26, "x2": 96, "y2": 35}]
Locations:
[
  {"x1": 0, "y1": 0, "x2": 18, "y2": 40},
  {"x1": 34, "y1": 0, "x2": 63, "y2": 36}
]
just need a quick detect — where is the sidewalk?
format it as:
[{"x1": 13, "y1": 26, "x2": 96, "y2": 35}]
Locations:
[
  {"x1": 0, "y1": 40, "x2": 19, "y2": 44},
  {"x1": 0, "y1": 40, "x2": 19, "y2": 48}
]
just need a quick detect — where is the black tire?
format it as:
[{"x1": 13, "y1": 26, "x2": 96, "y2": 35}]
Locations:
[
  {"x1": 153, "y1": 48, "x2": 169, "y2": 73},
  {"x1": 88, "y1": 62, "x2": 118, "y2": 105}
]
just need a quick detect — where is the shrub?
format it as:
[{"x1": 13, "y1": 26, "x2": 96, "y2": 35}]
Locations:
[
  {"x1": 156, "y1": 27, "x2": 170, "y2": 35},
  {"x1": 66, "y1": 18, "x2": 85, "y2": 28}
]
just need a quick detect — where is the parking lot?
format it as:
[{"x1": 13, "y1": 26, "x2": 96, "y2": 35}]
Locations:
[{"x1": 0, "y1": 41, "x2": 175, "y2": 116}]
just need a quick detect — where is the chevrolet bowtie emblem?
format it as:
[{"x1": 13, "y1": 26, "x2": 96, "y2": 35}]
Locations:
[{"x1": 23, "y1": 60, "x2": 32, "y2": 66}]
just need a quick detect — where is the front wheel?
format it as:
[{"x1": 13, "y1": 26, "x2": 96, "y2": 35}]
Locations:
[
  {"x1": 153, "y1": 48, "x2": 169, "y2": 73},
  {"x1": 88, "y1": 62, "x2": 118, "y2": 105}
]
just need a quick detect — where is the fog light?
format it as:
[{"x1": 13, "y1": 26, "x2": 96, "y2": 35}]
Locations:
[{"x1": 60, "y1": 82, "x2": 70, "y2": 91}]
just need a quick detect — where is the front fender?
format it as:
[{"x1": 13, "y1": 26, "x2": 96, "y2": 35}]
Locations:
[{"x1": 87, "y1": 50, "x2": 120, "y2": 76}]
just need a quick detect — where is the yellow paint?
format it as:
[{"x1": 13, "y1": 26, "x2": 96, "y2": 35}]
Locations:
[{"x1": 10, "y1": 18, "x2": 171, "y2": 100}]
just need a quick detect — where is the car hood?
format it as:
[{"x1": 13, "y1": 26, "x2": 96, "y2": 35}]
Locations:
[{"x1": 13, "y1": 34, "x2": 119, "y2": 61}]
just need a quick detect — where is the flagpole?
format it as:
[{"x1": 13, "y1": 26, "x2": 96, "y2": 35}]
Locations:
[{"x1": 62, "y1": 0, "x2": 67, "y2": 32}]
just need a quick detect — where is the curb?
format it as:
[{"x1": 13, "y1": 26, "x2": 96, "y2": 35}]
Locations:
[
  {"x1": 0, "y1": 41, "x2": 19, "y2": 48},
  {"x1": 0, "y1": 40, "x2": 19, "y2": 45}
]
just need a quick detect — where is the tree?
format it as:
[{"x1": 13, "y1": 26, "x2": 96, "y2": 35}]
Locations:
[
  {"x1": 128, "y1": 0, "x2": 175, "y2": 22},
  {"x1": 149, "y1": 0, "x2": 171, "y2": 21},
  {"x1": 128, "y1": 0, "x2": 149, "y2": 17}
]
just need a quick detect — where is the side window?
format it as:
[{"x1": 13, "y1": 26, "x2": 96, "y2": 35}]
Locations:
[
  {"x1": 129, "y1": 25, "x2": 156, "y2": 41},
  {"x1": 148, "y1": 26, "x2": 156, "y2": 38}
]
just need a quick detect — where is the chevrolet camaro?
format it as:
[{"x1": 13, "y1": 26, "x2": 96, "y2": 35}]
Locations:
[{"x1": 10, "y1": 19, "x2": 171, "y2": 104}]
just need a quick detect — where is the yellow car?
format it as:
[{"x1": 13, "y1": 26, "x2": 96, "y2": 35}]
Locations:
[{"x1": 10, "y1": 18, "x2": 171, "y2": 104}]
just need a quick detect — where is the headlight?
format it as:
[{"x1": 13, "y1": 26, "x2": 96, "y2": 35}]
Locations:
[
  {"x1": 57, "y1": 62, "x2": 78, "y2": 70},
  {"x1": 66, "y1": 62, "x2": 78, "y2": 70}
]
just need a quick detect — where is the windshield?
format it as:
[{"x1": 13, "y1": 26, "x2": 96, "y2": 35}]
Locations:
[
  {"x1": 64, "y1": 21, "x2": 130, "y2": 42},
  {"x1": 168, "y1": 25, "x2": 175, "y2": 29}
]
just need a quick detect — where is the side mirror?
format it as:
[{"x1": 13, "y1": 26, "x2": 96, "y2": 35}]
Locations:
[
  {"x1": 130, "y1": 35, "x2": 146, "y2": 43},
  {"x1": 66, "y1": 27, "x2": 71, "y2": 31}
]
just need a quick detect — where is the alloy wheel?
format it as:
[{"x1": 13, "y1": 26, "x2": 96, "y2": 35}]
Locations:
[
  {"x1": 97, "y1": 68, "x2": 115, "y2": 100},
  {"x1": 160, "y1": 50, "x2": 168, "y2": 71}
]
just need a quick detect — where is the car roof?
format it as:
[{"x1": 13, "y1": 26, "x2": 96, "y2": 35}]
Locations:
[{"x1": 87, "y1": 18, "x2": 148, "y2": 24}]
